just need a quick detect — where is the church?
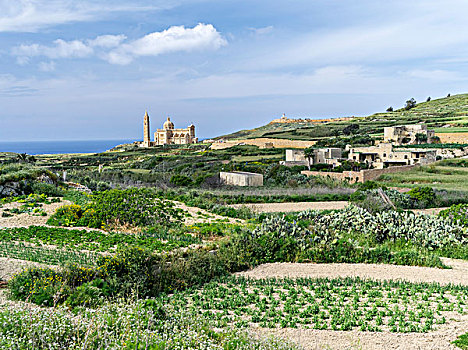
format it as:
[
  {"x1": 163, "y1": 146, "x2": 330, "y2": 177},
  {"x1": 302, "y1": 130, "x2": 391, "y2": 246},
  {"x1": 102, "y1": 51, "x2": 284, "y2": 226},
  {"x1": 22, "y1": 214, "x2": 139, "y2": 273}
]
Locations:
[{"x1": 142, "y1": 111, "x2": 198, "y2": 147}]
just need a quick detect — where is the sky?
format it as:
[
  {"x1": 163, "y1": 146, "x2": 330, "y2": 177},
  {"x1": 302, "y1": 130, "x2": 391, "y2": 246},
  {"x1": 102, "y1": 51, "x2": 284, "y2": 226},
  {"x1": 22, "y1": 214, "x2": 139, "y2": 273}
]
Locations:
[{"x1": 1, "y1": 0, "x2": 468, "y2": 141}]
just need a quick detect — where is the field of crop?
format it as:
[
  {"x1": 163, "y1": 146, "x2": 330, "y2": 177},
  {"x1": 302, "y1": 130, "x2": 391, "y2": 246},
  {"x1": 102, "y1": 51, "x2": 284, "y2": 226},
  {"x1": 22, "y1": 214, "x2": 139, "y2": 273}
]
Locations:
[
  {"x1": 378, "y1": 160, "x2": 468, "y2": 192},
  {"x1": 167, "y1": 276, "x2": 468, "y2": 333}
]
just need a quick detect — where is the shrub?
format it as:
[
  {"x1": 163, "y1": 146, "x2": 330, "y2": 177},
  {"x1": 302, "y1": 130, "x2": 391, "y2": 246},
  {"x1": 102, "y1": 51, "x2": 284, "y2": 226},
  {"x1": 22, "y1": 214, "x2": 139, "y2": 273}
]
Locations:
[
  {"x1": 439, "y1": 204, "x2": 468, "y2": 226},
  {"x1": 49, "y1": 188, "x2": 184, "y2": 229},
  {"x1": 30, "y1": 182, "x2": 64, "y2": 197},
  {"x1": 64, "y1": 279, "x2": 110, "y2": 308},
  {"x1": 407, "y1": 187, "x2": 436, "y2": 205},
  {"x1": 8, "y1": 267, "x2": 67, "y2": 306},
  {"x1": 47, "y1": 204, "x2": 84, "y2": 227},
  {"x1": 170, "y1": 174, "x2": 193, "y2": 186}
]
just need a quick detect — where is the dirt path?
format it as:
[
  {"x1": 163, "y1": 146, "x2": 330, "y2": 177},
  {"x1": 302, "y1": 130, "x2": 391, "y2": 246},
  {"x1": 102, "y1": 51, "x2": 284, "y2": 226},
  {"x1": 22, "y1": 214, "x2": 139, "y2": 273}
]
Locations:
[
  {"x1": 0, "y1": 257, "x2": 53, "y2": 281},
  {"x1": 0, "y1": 200, "x2": 72, "y2": 228},
  {"x1": 229, "y1": 201, "x2": 349, "y2": 213},
  {"x1": 411, "y1": 207, "x2": 448, "y2": 215},
  {"x1": 175, "y1": 202, "x2": 244, "y2": 224},
  {"x1": 237, "y1": 258, "x2": 468, "y2": 286}
]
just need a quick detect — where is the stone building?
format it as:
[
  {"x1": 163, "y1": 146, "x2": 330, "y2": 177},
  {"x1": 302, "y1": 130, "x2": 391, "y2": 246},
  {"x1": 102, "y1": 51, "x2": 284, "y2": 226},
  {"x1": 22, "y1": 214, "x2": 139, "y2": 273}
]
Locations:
[
  {"x1": 348, "y1": 143, "x2": 436, "y2": 169},
  {"x1": 383, "y1": 124, "x2": 435, "y2": 145},
  {"x1": 281, "y1": 148, "x2": 342, "y2": 167},
  {"x1": 219, "y1": 171, "x2": 263, "y2": 187},
  {"x1": 141, "y1": 111, "x2": 198, "y2": 147},
  {"x1": 143, "y1": 111, "x2": 151, "y2": 147}
]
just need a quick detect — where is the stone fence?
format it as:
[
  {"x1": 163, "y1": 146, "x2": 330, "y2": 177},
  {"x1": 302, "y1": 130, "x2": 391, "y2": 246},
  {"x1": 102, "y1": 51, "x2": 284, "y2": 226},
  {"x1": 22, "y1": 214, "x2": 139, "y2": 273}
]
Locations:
[{"x1": 301, "y1": 164, "x2": 419, "y2": 184}]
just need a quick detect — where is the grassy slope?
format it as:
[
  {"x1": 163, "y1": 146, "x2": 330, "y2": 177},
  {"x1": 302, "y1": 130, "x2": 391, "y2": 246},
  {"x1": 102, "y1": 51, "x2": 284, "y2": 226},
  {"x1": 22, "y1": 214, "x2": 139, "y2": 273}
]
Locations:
[{"x1": 218, "y1": 94, "x2": 468, "y2": 140}]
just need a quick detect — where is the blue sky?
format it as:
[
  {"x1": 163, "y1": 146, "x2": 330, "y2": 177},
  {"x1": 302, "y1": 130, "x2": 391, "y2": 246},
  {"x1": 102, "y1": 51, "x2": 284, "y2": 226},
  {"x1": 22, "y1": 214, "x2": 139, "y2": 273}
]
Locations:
[{"x1": 1, "y1": 0, "x2": 468, "y2": 141}]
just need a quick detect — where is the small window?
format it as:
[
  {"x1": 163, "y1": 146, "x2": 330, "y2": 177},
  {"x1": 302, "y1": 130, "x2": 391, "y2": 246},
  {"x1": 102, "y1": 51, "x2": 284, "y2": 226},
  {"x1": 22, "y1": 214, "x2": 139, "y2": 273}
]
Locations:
[
  {"x1": 383, "y1": 153, "x2": 386, "y2": 157},
  {"x1": 404, "y1": 155, "x2": 408, "y2": 159}
]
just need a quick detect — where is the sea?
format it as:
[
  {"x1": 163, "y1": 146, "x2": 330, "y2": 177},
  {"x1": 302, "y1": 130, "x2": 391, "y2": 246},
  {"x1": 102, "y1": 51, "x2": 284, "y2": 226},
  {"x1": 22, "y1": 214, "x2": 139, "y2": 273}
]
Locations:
[{"x1": 0, "y1": 139, "x2": 135, "y2": 155}]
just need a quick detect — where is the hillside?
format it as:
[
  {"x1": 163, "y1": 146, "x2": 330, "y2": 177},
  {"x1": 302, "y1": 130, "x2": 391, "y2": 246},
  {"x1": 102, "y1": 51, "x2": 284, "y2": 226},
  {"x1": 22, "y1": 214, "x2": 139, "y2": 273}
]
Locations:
[{"x1": 217, "y1": 94, "x2": 468, "y2": 141}]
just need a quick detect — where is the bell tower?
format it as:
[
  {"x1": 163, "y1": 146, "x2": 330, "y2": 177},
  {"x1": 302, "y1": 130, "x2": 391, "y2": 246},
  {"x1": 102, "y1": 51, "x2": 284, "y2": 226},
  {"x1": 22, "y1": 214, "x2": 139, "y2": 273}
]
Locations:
[{"x1": 143, "y1": 110, "x2": 151, "y2": 147}]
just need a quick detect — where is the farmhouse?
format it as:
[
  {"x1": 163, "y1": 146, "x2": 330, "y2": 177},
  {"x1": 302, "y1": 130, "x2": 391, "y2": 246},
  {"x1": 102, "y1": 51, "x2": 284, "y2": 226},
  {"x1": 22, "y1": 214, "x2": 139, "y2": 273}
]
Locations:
[
  {"x1": 219, "y1": 171, "x2": 264, "y2": 187},
  {"x1": 281, "y1": 148, "x2": 342, "y2": 167},
  {"x1": 383, "y1": 124, "x2": 436, "y2": 145},
  {"x1": 348, "y1": 143, "x2": 436, "y2": 169}
]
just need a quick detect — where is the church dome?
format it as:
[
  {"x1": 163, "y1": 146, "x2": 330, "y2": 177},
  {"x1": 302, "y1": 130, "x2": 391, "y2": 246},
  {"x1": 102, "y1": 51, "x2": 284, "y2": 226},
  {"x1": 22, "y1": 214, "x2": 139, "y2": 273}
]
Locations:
[{"x1": 163, "y1": 117, "x2": 174, "y2": 129}]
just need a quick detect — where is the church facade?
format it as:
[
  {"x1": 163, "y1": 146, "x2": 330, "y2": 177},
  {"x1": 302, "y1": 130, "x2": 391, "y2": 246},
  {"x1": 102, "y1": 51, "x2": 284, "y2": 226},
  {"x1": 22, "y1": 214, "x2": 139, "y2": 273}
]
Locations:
[{"x1": 142, "y1": 111, "x2": 198, "y2": 147}]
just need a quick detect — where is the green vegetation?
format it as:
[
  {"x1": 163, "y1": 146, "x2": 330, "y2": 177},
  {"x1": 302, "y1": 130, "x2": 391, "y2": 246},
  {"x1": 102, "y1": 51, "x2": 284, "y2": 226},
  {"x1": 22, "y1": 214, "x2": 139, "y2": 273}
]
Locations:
[
  {"x1": 0, "y1": 241, "x2": 101, "y2": 266},
  {"x1": 167, "y1": 276, "x2": 468, "y2": 332},
  {"x1": 47, "y1": 188, "x2": 184, "y2": 229},
  {"x1": 0, "y1": 299, "x2": 297, "y2": 350},
  {"x1": 378, "y1": 159, "x2": 468, "y2": 192},
  {"x1": 0, "y1": 226, "x2": 198, "y2": 253},
  {"x1": 440, "y1": 204, "x2": 468, "y2": 226},
  {"x1": 454, "y1": 333, "x2": 468, "y2": 349}
]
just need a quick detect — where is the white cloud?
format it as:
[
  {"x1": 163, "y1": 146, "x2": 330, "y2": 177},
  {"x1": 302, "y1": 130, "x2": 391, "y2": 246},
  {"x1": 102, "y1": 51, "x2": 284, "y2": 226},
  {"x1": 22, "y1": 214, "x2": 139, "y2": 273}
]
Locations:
[
  {"x1": 38, "y1": 61, "x2": 56, "y2": 72},
  {"x1": 0, "y1": 0, "x2": 161, "y2": 32},
  {"x1": 106, "y1": 23, "x2": 227, "y2": 65},
  {"x1": 13, "y1": 39, "x2": 93, "y2": 59},
  {"x1": 248, "y1": 26, "x2": 274, "y2": 35},
  {"x1": 88, "y1": 35, "x2": 127, "y2": 48},
  {"x1": 12, "y1": 24, "x2": 227, "y2": 66}
]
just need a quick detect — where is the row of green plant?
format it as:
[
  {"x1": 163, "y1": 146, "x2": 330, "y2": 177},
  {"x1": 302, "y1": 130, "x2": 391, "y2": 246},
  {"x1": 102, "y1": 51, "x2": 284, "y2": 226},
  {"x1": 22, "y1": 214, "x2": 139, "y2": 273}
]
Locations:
[
  {"x1": 0, "y1": 226, "x2": 198, "y2": 253},
  {"x1": 0, "y1": 241, "x2": 101, "y2": 266},
  {"x1": 165, "y1": 276, "x2": 468, "y2": 332}
]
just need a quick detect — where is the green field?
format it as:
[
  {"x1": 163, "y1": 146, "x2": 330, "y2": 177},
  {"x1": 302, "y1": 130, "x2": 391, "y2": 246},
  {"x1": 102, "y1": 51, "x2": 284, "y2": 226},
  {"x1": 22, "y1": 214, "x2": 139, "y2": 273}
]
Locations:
[{"x1": 377, "y1": 160, "x2": 468, "y2": 192}]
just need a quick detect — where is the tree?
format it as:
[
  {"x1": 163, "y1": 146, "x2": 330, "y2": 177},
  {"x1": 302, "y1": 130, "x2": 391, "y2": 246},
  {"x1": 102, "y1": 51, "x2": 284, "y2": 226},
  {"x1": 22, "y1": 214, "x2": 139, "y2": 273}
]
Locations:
[
  {"x1": 16, "y1": 153, "x2": 35, "y2": 163},
  {"x1": 343, "y1": 124, "x2": 359, "y2": 135},
  {"x1": 304, "y1": 147, "x2": 315, "y2": 171},
  {"x1": 386, "y1": 106, "x2": 393, "y2": 112},
  {"x1": 430, "y1": 135, "x2": 441, "y2": 144},
  {"x1": 426, "y1": 97, "x2": 431, "y2": 102},
  {"x1": 404, "y1": 98, "x2": 417, "y2": 110},
  {"x1": 415, "y1": 133, "x2": 428, "y2": 144}
]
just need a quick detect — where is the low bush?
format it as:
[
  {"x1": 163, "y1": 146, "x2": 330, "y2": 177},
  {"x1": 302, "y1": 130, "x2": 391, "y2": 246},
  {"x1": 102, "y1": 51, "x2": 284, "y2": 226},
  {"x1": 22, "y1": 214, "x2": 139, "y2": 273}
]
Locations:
[
  {"x1": 48, "y1": 188, "x2": 184, "y2": 228},
  {"x1": 407, "y1": 186, "x2": 436, "y2": 205},
  {"x1": 439, "y1": 204, "x2": 468, "y2": 226},
  {"x1": 8, "y1": 267, "x2": 65, "y2": 306}
]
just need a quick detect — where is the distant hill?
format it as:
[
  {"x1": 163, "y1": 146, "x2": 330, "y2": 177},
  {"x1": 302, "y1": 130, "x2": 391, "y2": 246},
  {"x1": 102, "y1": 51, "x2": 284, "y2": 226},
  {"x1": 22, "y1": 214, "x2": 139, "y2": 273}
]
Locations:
[{"x1": 216, "y1": 94, "x2": 468, "y2": 141}]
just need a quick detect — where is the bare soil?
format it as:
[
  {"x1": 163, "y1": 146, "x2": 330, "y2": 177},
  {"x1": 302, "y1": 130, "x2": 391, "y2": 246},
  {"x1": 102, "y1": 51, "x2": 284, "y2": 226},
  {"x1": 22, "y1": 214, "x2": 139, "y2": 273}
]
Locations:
[
  {"x1": 0, "y1": 257, "x2": 52, "y2": 281},
  {"x1": 229, "y1": 201, "x2": 349, "y2": 213},
  {"x1": 0, "y1": 200, "x2": 72, "y2": 228},
  {"x1": 237, "y1": 258, "x2": 468, "y2": 286},
  {"x1": 256, "y1": 316, "x2": 468, "y2": 350},
  {"x1": 175, "y1": 202, "x2": 244, "y2": 224}
]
